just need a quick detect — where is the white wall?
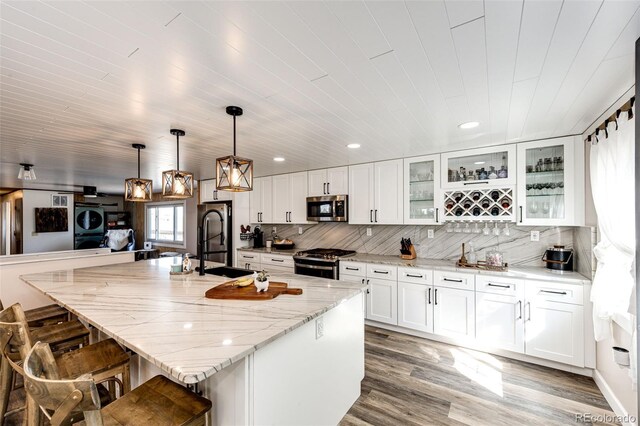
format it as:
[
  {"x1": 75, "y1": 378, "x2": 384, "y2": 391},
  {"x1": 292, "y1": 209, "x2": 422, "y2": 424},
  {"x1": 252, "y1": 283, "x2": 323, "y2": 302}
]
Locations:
[{"x1": 22, "y1": 189, "x2": 74, "y2": 253}]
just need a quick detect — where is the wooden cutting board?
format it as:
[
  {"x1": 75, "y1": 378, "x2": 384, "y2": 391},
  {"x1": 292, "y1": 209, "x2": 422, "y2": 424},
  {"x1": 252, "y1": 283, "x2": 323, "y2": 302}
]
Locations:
[{"x1": 205, "y1": 280, "x2": 303, "y2": 300}]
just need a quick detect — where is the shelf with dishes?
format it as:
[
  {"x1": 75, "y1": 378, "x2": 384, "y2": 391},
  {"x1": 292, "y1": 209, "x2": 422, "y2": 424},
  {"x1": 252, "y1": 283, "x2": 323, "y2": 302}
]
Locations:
[{"x1": 443, "y1": 188, "x2": 515, "y2": 222}]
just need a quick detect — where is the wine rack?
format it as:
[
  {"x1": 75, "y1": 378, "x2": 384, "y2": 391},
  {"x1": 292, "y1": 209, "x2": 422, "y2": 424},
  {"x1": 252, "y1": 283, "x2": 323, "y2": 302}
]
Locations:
[{"x1": 443, "y1": 187, "x2": 515, "y2": 222}]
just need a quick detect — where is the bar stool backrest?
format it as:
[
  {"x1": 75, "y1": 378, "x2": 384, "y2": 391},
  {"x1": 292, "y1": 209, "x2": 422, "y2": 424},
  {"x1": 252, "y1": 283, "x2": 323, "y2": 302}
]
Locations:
[
  {"x1": 0, "y1": 303, "x2": 34, "y2": 374},
  {"x1": 23, "y1": 341, "x2": 103, "y2": 426}
]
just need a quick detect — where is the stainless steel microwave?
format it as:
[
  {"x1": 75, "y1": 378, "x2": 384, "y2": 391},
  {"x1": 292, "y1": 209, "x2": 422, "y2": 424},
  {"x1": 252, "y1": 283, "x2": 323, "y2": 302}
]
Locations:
[{"x1": 306, "y1": 195, "x2": 348, "y2": 222}]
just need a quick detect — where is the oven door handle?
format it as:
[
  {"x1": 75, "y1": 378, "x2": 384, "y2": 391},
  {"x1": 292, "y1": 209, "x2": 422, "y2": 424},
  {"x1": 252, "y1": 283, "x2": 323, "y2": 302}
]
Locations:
[{"x1": 295, "y1": 263, "x2": 336, "y2": 271}]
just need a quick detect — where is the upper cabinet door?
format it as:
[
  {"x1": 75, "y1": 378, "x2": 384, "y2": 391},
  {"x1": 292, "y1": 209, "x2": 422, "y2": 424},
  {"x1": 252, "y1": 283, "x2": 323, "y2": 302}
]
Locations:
[
  {"x1": 441, "y1": 145, "x2": 516, "y2": 189},
  {"x1": 517, "y1": 136, "x2": 584, "y2": 226},
  {"x1": 272, "y1": 174, "x2": 291, "y2": 224},
  {"x1": 349, "y1": 163, "x2": 375, "y2": 224},
  {"x1": 249, "y1": 178, "x2": 262, "y2": 223},
  {"x1": 326, "y1": 166, "x2": 349, "y2": 195},
  {"x1": 288, "y1": 172, "x2": 308, "y2": 224},
  {"x1": 374, "y1": 159, "x2": 403, "y2": 224},
  {"x1": 308, "y1": 169, "x2": 327, "y2": 197},
  {"x1": 199, "y1": 179, "x2": 216, "y2": 203},
  {"x1": 261, "y1": 176, "x2": 274, "y2": 224},
  {"x1": 404, "y1": 155, "x2": 441, "y2": 224}
]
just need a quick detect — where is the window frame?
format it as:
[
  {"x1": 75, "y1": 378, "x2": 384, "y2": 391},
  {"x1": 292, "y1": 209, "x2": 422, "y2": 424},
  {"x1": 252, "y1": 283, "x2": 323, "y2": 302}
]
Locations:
[{"x1": 145, "y1": 201, "x2": 186, "y2": 248}]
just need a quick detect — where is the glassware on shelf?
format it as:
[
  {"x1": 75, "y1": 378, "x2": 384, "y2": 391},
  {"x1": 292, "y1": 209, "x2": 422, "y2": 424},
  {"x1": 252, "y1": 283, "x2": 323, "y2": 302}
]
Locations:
[
  {"x1": 529, "y1": 201, "x2": 539, "y2": 214},
  {"x1": 493, "y1": 221, "x2": 501, "y2": 236},
  {"x1": 473, "y1": 223, "x2": 482, "y2": 234},
  {"x1": 463, "y1": 222, "x2": 471, "y2": 233},
  {"x1": 446, "y1": 221, "x2": 454, "y2": 233},
  {"x1": 454, "y1": 222, "x2": 462, "y2": 233},
  {"x1": 542, "y1": 202, "x2": 550, "y2": 215},
  {"x1": 482, "y1": 222, "x2": 491, "y2": 236},
  {"x1": 503, "y1": 222, "x2": 510, "y2": 236},
  {"x1": 488, "y1": 167, "x2": 498, "y2": 179}
]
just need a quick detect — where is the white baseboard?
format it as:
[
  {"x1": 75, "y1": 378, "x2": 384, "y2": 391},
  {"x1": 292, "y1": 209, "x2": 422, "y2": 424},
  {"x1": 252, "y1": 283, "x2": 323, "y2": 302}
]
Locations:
[{"x1": 593, "y1": 369, "x2": 637, "y2": 426}]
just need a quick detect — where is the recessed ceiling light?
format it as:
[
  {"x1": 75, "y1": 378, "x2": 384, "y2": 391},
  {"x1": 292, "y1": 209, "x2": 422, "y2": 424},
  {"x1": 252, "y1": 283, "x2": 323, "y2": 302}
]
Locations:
[
  {"x1": 474, "y1": 161, "x2": 486, "y2": 165},
  {"x1": 347, "y1": 143, "x2": 361, "y2": 149},
  {"x1": 273, "y1": 157, "x2": 285, "y2": 162},
  {"x1": 459, "y1": 121, "x2": 480, "y2": 129}
]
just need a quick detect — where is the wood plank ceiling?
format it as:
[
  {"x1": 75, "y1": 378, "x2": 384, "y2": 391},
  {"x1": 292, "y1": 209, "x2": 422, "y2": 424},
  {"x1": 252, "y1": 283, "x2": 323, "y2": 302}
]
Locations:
[{"x1": 1, "y1": 0, "x2": 638, "y2": 193}]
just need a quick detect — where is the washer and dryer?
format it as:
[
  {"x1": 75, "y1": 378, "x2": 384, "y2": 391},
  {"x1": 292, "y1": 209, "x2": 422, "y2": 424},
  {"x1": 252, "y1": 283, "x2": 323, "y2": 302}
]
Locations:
[{"x1": 74, "y1": 206, "x2": 104, "y2": 249}]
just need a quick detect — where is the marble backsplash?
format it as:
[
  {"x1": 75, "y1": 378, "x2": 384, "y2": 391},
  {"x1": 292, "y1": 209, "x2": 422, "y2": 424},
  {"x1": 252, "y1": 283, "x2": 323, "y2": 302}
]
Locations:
[
  {"x1": 254, "y1": 222, "x2": 583, "y2": 268},
  {"x1": 573, "y1": 226, "x2": 597, "y2": 279}
]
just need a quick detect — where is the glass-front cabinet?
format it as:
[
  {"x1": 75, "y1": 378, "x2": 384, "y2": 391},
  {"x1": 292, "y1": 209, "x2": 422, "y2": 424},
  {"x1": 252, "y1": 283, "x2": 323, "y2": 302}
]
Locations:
[
  {"x1": 516, "y1": 136, "x2": 584, "y2": 226},
  {"x1": 404, "y1": 154, "x2": 441, "y2": 224},
  {"x1": 441, "y1": 145, "x2": 516, "y2": 189}
]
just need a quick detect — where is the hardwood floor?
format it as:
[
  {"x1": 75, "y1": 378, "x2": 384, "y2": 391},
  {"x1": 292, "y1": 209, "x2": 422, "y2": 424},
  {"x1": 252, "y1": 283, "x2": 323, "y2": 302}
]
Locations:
[{"x1": 341, "y1": 326, "x2": 619, "y2": 426}]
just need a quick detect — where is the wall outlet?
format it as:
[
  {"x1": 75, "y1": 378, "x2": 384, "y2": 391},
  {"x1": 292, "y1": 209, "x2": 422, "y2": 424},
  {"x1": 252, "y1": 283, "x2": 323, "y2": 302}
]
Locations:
[
  {"x1": 272, "y1": 227, "x2": 277, "y2": 233},
  {"x1": 315, "y1": 317, "x2": 324, "y2": 340},
  {"x1": 298, "y1": 227, "x2": 303, "y2": 235},
  {"x1": 366, "y1": 228, "x2": 372, "y2": 237},
  {"x1": 427, "y1": 229, "x2": 434, "y2": 239},
  {"x1": 530, "y1": 230, "x2": 540, "y2": 242}
]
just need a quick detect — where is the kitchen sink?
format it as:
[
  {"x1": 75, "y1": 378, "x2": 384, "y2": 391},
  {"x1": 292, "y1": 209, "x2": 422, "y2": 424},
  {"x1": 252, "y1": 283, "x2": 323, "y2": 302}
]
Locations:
[{"x1": 203, "y1": 266, "x2": 254, "y2": 279}]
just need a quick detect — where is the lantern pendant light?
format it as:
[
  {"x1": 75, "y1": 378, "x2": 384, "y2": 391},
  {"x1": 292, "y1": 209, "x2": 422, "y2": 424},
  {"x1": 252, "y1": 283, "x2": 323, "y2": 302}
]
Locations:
[
  {"x1": 124, "y1": 144, "x2": 153, "y2": 202},
  {"x1": 216, "y1": 106, "x2": 253, "y2": 192},
  {"x1": 162, "y1": 129, "x2": 194, "y2": 198}
]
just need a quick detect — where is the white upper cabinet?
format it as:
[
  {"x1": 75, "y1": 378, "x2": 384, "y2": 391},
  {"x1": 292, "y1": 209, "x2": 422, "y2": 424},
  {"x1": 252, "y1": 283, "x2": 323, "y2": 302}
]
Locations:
[
  {"x1": 199, "y1": 179, "x2": 231, "y2": 203},
  {"x1": 404, "y1": 154, "x2": 441, "y2": 224},
  {"x1": 349, "y1": 160, "x2": 403, "y2": 225},
  {"x1": 441, "y1": 145, "x2": 516, "y2": 189},
  {"x1": 308, "y1": 167, "x2": 349, "y2": 197},
  {"x1": 516, "y1": 136, "x2": 584, "y2": 226},
  {"x1": 249, "y1": 177, "x2": 273, "y2": 224},
  {"x1": 272, "y1": 172, "x2": 308, "y2": 224}
]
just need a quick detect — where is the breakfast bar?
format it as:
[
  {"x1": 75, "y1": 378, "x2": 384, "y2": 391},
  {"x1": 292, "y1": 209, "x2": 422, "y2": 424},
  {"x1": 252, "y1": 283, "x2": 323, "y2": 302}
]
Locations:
[{"x1": 20, "y1": 257, "x2": 366, "y2": 425}]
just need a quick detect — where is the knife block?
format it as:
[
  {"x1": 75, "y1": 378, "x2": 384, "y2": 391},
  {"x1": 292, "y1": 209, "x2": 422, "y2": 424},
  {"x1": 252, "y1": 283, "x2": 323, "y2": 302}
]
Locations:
[{"x1": 400, "y1": 245, "x2": 417, "y2": 260}]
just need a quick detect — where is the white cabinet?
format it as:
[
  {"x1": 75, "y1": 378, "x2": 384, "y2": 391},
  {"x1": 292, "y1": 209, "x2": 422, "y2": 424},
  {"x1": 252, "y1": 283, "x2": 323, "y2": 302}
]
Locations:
[
  {"x1": 200, "y1": 179, "x2": 231, "y2": 203},
  {"x1": 308, "y1": 167, "x2": 348, "y2": 197},
  {"x1": 524, "y1": 280, "x2": 584, "y2": 366},
  {"x1": 476, "y1": 292, "x2": 524, "y2": 353},
  {"x1": 349, "y1": 160, "x2": 403, "y2": 225},
  {"x1": 516, "y1": 136, "x2": 584, "y2": 226},
  {"x1": 366, "y1": 278, "x2": 397, "y2": 325},
  {"x1": 249, "y1": 177, "x2": 273, "y2": 224},
  {"x1": 433, "y1": 287, "x2": 475, "y2": 340},
  {"x1": 237, "y1": 251, "x2": 261, "y2": 270},
  {"x1": 272, "y1": 172, "x2": 308, "y2": 224},
  {"x1": 398, "y1": 281, "x2": 433, "y2": 333},
  {"x1": 404, "y1": 155, "x2": 441, "y2": 224},
  {"x1": 441, "y1": 145, "x2": 516, "y2": 189}
]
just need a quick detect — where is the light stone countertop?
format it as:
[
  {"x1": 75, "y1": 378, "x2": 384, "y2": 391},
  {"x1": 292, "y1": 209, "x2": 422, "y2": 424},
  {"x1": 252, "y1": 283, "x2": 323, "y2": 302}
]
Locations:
[
  {"x1": 237, "y1": 248, "x2": 591, "y2": 285},
  {"x1": 20, "y1": 258, "x2": 365, "y2": 384}
]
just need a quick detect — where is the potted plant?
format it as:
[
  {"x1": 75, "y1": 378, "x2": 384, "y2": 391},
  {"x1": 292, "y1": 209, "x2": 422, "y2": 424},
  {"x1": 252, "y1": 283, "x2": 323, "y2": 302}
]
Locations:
[{"x1": 254, "y1": 270, "x2": 270, "y2": 293}]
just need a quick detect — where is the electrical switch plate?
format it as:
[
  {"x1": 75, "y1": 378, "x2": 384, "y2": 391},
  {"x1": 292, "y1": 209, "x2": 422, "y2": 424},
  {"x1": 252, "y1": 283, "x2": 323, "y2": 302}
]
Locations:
[
  {"x1": 315, "y1": 317, "x2": 324, "y2": 339},
  {"x1": 427, "y1": 229, "x2": 434, "y2": 239},
  {"x1": 366, "y1": 228, "x2": 372, "y2": 237},
  {"x1": 272, "y1": 227, "x2": 277, "y2": 233},
  {"x1": 298, "y1": 227, "x2": 303, "y2": 235},
  {"x1": 530, "y1": 230, "x2": 540, "y2": 242}
]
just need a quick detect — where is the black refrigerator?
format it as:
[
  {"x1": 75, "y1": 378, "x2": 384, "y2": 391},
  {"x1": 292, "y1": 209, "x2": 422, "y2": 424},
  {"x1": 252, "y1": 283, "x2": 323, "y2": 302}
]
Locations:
[{"x1": 197, "y1": 202, "x2": 233, "y2": 266}]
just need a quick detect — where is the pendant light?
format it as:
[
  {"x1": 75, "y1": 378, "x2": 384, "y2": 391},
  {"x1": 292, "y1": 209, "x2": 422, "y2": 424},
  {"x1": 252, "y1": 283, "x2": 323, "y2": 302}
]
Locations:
[
  {"x1": 216, "y1": 106, "x2": 253, "y2": 192},
  {"x1": 17, "y1": 163, "x2": 36, "y2": 180},
  {"x1": 124, "y1": 144, "x2": 153, "y2": 202},
  {"x1": 162, "y1": 129, "x2": 194, "y2": 198}
]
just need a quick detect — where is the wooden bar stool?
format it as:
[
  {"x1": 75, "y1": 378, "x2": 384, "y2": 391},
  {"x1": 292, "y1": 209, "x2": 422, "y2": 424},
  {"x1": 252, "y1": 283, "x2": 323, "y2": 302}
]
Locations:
[
  {"x1": 0, "y1": 304, "x2": 131, "y2": 424},
  {"x1": 24, "y1": 341, "x2": 212, "y2": 426},
  {"x1": 0, "y1": 299, "x2": 71, "y2": 327}
]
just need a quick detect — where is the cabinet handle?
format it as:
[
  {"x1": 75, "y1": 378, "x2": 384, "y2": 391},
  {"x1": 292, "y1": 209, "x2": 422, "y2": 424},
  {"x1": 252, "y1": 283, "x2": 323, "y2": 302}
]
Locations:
[
  {"x1": 323, "y1": 183, "x2": 327, "y2": 195},
  {"x1": 526, "y1": 302, "x2": 531, "y2": 321},
  {"x1": 406, "y1": 274, "x2": 423, "y2": 278},
  {"x1": 244, "y1": 255, "x2": 255, "y2": 259},
  {"x1": 519, "y1": 206, "x2": 523, "y2": 223},
  {"x1": 370, "y1": 210, "x2": 373, "y2": 223},
  {"x1": 346, "y1": 267, "x2": 359, "y2": 271},
  {"x1": 434, "y1": 288, "x2": 438, "y2": 305},
  {"x1": 374, "y1": 209, "x2": 378, "y2": 222},
  {"x1": 435, "y1": 208, "x2": 439, "y2": 222},
  {"x1": 463, "y1": 181, "x2": 488, "y2": 186},
  {"x1": 516, "y1": 300, "x2": 522, "y2": 320},
  {"x1": 366, "y1": 279, "x2": 370, "y2": 294},
  {"x1": 443, "y1": 278, "x2": 463, "y2": 283},
  {"x1": 539, "y1": 289, "x2": 568, "y2": 295},
  {"x1": 428, "y1": 288, "x2": 432, "y2": 304},
  {"x1": 373, "y1": 270, "x2": 389, "y2": 275},
  {"x1": 487, "y1": 283, "x2": 511, "y2": 289},
  {"x1": 272, "y1": 259, "x2": 285, "y2": 262},
  {"x1": 259, "y1": 212, "x2": 262, "y2": 222},
  {"x1": 327, "y1": 182, "x2": 330, "y2": 194},
  {"x1": 361, "y1": 278, "x2": 365, "y2": 284}
]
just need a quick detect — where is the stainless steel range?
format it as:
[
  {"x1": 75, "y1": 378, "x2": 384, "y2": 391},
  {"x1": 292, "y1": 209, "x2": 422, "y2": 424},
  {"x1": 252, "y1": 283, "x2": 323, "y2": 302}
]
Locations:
[{"x1": 293, "y1": 248, "x2": 356, "y2": 280}]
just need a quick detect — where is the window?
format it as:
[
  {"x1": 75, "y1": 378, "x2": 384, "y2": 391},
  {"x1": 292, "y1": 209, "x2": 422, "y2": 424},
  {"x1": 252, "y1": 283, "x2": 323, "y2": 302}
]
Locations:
[{"x1": 146, "y1": 203, "x2": 185, "y2": 245}]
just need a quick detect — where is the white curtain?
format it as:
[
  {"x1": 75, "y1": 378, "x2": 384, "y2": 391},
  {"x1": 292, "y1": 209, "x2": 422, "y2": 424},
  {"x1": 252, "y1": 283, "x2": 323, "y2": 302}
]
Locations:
[{"x1": 589, "y1": 107, "x2": 636, "y2": 386}]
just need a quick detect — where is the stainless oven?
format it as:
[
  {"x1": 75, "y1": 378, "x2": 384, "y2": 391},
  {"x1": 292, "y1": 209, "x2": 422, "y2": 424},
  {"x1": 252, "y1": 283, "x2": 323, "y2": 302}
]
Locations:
[
  {"x1": 306, "y1": 195, "x2": 348, "y2": 222},
  {"x1": 293, "y1": 248, "x2": 356, "y2": 280}
]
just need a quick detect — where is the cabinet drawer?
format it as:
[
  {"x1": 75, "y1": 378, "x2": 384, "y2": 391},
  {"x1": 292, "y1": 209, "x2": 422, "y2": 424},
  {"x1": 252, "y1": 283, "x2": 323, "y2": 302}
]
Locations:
[
  {"x1": 476, "y1": 275, "x2": 523, "y2": 296},
  {"x1": 238, "y1": 251, "x2": 259, "y2": 261},
  {"x1": 434, "y1": 270, "x2": 475, "y2": 291},
  {"x1": 340, "y1": 261, "x2": 367, "y2": 277},
  {"x1": 526, "y1": 280, "x2": 583, "y2": 305},
  {"x1": 263, "y1": 264, "x2": 294, "y2": 274},
  {"x1": 366, "y1": 264, "x2": 397, "y2": 281},
  {"x1": 260, "y1": 253, "x2": 294, "y2": 268},
  {"x1": 398, "y1": 267, "x2": 432, "y2": 285},
  {"x1": 238, "y1": 261, "x2": 261, "y2": 271}
]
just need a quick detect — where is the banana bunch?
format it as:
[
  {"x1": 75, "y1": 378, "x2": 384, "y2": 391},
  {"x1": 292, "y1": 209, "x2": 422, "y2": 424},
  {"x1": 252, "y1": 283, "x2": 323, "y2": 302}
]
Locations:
[{"x1": 235, "y1": 277, "x2": 254, "y2": 287}]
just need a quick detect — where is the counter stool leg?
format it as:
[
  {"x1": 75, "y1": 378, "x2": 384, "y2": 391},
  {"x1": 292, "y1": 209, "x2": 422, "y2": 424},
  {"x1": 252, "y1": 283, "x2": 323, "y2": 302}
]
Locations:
[
  {"x1": 122, "y1": 362, "x2": 131, "y2": 394},
  {"x1": 0, "y1": 356, "x2": 11, "y2": 421}
]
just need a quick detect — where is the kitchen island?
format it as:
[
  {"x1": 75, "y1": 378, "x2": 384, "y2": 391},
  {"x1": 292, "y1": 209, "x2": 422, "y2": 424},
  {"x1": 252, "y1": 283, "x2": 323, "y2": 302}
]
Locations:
[{"x1": 20, "y1": 258, "x2": 366, "y2": 425}]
